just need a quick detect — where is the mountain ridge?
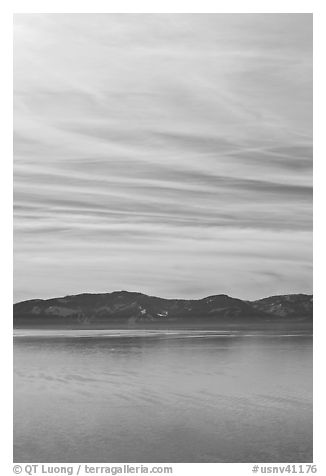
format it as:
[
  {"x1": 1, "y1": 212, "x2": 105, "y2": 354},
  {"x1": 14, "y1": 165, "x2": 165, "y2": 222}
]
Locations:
[{"x1": 13, "y1": 291, "x2": 313, "y2": 329}]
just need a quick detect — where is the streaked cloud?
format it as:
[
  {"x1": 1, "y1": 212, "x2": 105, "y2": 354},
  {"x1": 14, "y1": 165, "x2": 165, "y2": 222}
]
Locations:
[{"x1": 13, "y1": 13, "x2": 312, "y2": 302}]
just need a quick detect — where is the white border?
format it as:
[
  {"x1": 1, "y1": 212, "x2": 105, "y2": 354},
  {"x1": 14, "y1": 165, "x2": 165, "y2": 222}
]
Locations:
[
  {"x1": 3, "y1": 3, "x2": 324, "y2": 475},
  {"x1": 11, "y1": 1, "x2": 315, "y2": 14}
]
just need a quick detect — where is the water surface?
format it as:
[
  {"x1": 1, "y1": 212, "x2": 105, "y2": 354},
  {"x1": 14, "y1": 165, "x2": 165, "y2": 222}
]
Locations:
[{"x1": 14, "y1": 329, "x2": 313, "y2": 462}]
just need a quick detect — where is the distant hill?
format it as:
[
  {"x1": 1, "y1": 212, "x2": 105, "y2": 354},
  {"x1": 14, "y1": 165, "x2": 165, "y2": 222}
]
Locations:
[
  {"x1": 13, "y1": 291, "x2": 313, "y2": 329},
  {"x1": 250, "y1": 294, "x2": 313, "y2": 319}
]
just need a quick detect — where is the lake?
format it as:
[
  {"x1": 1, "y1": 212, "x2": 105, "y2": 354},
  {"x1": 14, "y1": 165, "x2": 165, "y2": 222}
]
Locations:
[{"x1": 13, "y1": 329, "x2": 313, "y2": 462}]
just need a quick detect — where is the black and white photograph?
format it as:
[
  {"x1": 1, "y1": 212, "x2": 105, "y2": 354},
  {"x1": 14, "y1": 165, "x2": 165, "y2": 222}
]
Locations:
[{"x1": 13, "y1": 12, "x2": 313, "y2": 466}]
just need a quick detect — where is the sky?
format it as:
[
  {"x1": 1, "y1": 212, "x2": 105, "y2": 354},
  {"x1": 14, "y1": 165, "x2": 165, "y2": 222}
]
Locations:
[{"x1": 13, "y1": 13, "x2": 313, "y2": 302}]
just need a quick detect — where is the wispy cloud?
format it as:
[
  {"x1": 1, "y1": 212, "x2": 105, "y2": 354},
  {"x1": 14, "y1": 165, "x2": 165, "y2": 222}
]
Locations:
[{"x1": 13, "y1": 13, "x2": 312, "y2": 302}]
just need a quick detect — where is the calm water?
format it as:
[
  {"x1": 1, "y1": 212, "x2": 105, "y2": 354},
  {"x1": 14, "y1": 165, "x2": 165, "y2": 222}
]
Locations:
[{"x1": 13, "y1": 330, "x2": 313, "y2": 462}]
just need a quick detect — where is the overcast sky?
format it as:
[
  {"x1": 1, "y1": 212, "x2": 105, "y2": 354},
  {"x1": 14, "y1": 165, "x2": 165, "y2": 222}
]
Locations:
[{"x1": 13, "y1": 13, "x2": 312, "y2": 302}]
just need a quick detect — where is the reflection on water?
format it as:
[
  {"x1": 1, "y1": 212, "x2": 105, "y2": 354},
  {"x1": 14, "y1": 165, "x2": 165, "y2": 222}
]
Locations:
[{"x1": 13, "y1": 330, "x2": 312, "y2": 462}]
